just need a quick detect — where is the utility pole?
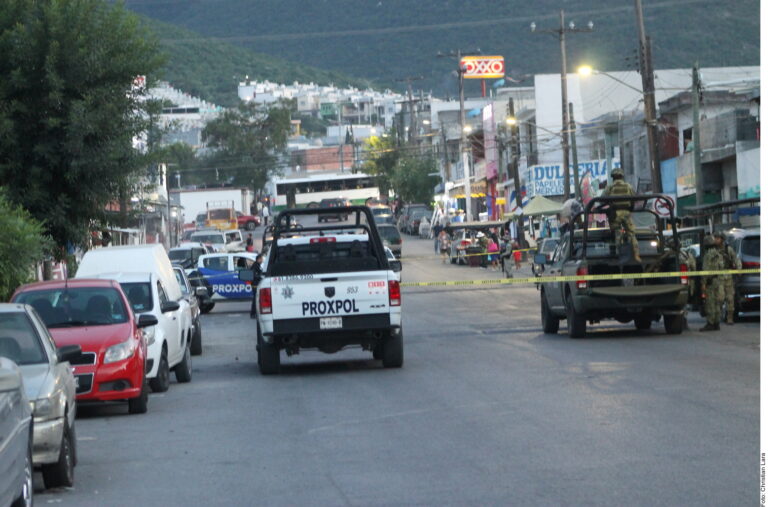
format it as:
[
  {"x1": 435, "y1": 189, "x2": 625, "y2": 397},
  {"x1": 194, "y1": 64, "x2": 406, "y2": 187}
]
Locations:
[
  {"x1": 568, "y1": 102, "x2": 581, "y2": 202},
  {"x1": 635, "y1": 0, "x2": 661, "y2": 193},
  {"x1": 692, "y1": 61, "x2": 703, "y2": 206},
  {"x1": 338, "y1": 104, "x2": 344, "y2": 172},
  {"x1": 438, "y1": 49, "x2": 480, "y2": 222},
  {"x1": 532, "y1": 12, "x2": 593, "y2": 201},
  {"x1": 508, "y1": 98, "x2": 524, "y2": 237},
  {"x1": 396, "y1": 76, "x2": 424, "y2": 144}
]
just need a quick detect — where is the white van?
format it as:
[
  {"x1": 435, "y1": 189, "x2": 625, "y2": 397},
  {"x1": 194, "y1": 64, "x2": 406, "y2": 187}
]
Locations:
[{"x1": 75, "y1": 245, "x2": 193, "y2": 392}]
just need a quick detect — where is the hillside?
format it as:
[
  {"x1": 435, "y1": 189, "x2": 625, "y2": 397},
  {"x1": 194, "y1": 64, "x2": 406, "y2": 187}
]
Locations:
[
  {"x1": 140, "y1": 17, "x2": 374, "y2": 107},
  {"x1": 128, "y1": 0, "x2": 759, "y2": 98}
]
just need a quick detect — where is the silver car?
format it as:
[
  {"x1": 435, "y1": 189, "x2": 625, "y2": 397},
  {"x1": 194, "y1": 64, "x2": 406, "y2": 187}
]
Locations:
[
  {"x1": 0, "y1": 303, "x2": 79, "y2": 490},
  {"x1": 0, "y1": 356, "x2": 33, "y2": 507}
]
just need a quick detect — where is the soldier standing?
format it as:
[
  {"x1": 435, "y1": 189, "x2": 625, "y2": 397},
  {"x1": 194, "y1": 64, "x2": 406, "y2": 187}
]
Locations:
[
  {"x1": 601, "y1": 168, "x2": 641, "y2": 263},
  {"x1": 700, "y1": 235, "x2": 725, "y2": 331},
  {"x1": 714, "y1": 231, "x2": 741, "y2": 324}
]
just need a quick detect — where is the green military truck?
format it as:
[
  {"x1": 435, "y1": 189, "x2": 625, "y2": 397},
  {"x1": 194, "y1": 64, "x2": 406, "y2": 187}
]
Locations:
[{"x1": 537, "y1": 195, "x2": 689, "y2": 338}]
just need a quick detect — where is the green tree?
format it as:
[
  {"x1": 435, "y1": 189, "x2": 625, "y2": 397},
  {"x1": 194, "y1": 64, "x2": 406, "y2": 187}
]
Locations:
[
  {"x1": 0, "y1": 190, "x2": 50, "y2": 301},
  {"x1": 202, "y1": 101, "x2": 291, "y2": 193},
  {"x1": 362, "y1": 133, "x2": 400, "y2": 197},
  {"x1": 392, "y1": 155, "x2": 440, "y2": 205},
  {"x1": 0, "y1": 0, "x2": 164, "y2": 254}
]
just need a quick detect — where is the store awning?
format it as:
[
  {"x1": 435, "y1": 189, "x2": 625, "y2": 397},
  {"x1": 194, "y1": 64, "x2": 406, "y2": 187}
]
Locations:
[{"x1": 521, "y1": 195, "x2": 562, "y2": 217}]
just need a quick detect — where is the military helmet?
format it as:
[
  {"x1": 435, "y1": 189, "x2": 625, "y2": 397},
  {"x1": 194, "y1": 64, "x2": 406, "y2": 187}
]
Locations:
[
  {"x1": 610, "y1": 168, "x2": 624, "y2": 179},
  {"x1": 703, "y1": 234, "x2": 716, "y2": 246}
]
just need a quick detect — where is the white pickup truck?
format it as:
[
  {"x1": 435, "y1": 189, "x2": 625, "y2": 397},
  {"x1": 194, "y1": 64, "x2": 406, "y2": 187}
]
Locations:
[{"x1": 241, "y1": 207, "x2": 403, "y2": 374}]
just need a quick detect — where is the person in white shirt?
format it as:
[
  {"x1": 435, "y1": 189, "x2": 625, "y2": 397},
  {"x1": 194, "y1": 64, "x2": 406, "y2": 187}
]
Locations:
[{"x1": 261, "y1": 205, "x2": 270, "y2": 227}]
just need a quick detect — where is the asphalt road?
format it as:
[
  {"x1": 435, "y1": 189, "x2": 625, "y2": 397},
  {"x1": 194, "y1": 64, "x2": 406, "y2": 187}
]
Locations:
[{"x1": 38, "y1": 230, "x2": 760, "y2": 506}]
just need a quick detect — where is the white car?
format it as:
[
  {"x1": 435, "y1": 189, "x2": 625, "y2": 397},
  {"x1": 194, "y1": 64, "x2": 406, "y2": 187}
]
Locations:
[
  {"x1": 191, "y1": 230, "x2": 243, "y2": 253},
  {"x1": 0, "y1": 304, "x2": 79, "y2": 490},
  {"x1": 0, "y1": 356, "x2": 33, "y2": 506}
]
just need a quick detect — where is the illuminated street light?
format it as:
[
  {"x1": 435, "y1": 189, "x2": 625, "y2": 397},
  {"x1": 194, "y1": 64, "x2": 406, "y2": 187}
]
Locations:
[
  {"x1": 422, "y1": 119, "x2": 431, "y2": 125},
  {"x1": 462, "y1": 125, "x2": 472, "y2": 133},
  {"x1": 505, "y1": 117, "x2": 517, "y2": 126},
  {"x1": 577, "y1": 65, "x2": 644, "y2": 94},
  {"x1": 577, "y1": 65, "x2": 593, "y2": 77}
]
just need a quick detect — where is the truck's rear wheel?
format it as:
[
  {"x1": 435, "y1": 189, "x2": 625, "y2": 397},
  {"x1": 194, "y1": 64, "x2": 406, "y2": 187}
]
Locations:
[
  {"x1": 566, "y1": 294, "x2": 587, "y2": 338},
  {"x1": 381, "y1": 330, "x2": 403, "y2": 368},
  {"x1": 663, "y1": 314, "x2": 684, "y2": 334},
  {"x1": 258, "y1": 330, "x2": 280, "y2": 375},
  {"x1": 541, "y1": 291, "x2": 560, "y2": 334}
]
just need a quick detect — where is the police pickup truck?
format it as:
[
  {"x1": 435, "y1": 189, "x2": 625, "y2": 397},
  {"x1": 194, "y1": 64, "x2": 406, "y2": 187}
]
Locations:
[
  {"x1": 241, "y1": 206, "x2": 403, "y2": 374},
  {"x1": 537, "y1": 195, "x2": 689, "y2": 338}
]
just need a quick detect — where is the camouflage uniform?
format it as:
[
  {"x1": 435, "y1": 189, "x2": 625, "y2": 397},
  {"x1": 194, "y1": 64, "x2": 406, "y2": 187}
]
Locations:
[
  {"x1": 602, "y1": 177, "x2": 640, "y2": 262},
  {"x1": 720, "y1": 242, "x2": 741, "y2": 323},
  {"x1": 700, "y1": 241, "x2": 725, "y2": 330}
]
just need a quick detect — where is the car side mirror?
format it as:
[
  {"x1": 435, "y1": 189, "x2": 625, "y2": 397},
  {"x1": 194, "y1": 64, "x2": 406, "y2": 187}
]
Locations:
[
  {"x1": 195, "y1": 286, "x2": 208, "y2": 298},
  {"x1": 137, "y1": 314, "x2": 159, "y2": 328},
  {"x1": 160, "y1": 301, "x2": 180, "y2": 313},
  {"x1": 238, "y1": 269, "x2": 255, "y2": 282},
  {"x1": 389, "y1": 260, "x2": 402, "y2": 272},
  {"x1": 57, "y1": 344, "x2": 82, "y2": 364},
  {"x1": 534, "y1": 253, "x2": 550, "y2": 265}
]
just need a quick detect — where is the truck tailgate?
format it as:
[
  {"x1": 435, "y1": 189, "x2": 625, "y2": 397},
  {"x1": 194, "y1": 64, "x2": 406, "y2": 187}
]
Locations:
[
  {"x1": 270, "y1": 271, "x2": 389, "y2": 320},
  {"x1": 590, "y1": 284, "x2": 685, "y2": 297}
]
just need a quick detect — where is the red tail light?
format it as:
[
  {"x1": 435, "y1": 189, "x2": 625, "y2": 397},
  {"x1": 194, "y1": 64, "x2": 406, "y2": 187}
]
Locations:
[
  {"x1": 576, "y1": 266, "x2": 589, "y2": 289},
  {"x1": 743, "y1": 261, "x2": 760, "y2": 269},
  {"x1": 388, "y1": 280, "x2": 401, "y2": 306},
  {"x1": 679, "y1": 263, "x2": 688, "y2": 285},
  {"x1": 259, "y1": 288, "x2": 272, "y2": 314},
  {"x1": 310, "y1": 237, "x2": 336, "y2": 243}
]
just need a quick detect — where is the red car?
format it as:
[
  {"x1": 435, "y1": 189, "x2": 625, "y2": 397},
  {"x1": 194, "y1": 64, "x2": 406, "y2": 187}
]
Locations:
[
  {"x1": 236, "y1": 211, "x2": 261, "y2": 230},
  {"x1": 12, "y1": 279, "x2": 156, "y2": 414}
]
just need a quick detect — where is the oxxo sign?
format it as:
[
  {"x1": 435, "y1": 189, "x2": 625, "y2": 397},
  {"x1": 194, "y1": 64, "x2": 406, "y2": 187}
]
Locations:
[{"x1": 460, "y1": 56, "x2": 505, "y2": 79}]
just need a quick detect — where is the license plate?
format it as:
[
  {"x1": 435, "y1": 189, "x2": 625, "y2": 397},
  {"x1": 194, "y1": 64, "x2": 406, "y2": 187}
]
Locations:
[{"x1": 320, "y1": 317, "x2": 342, "y2": 330}]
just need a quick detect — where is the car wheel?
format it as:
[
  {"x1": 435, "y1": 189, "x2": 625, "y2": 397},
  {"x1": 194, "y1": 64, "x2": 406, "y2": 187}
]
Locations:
[
  {"x1": 11, "y1": 436, "x2": 32, "y2": 507},
  {"x1": 258, "y1": 329, "x2": 280, "y2": 375},
  {"x1": 566, "y1": 294, "x2": 587, "y2": 338},
  {"x1": 541, "y1": 290, "x2": 560, "y2": 334},
  {"x1": 634, "y1": 315, "x2": 653, "y2": 330},
  {"x1": 663, "y1": 314, "x2": 684, "y2": 334},
  {"x1": 191, "y1": 320, "x2": 203, "y2": 355},
  {"x1": 128, "y1": 379, "x2": 149, "y2": 414},
  {"x1": 174, "y1": 341, "x2": 192, "y2": 383},
  {"x1": 149, "y1": 347, "x2": 171, "y2": 392},
  {"x1": 42, "y1": 422, "x2": 75, "y2": 489},
  {"x1": 246, "y1": 221, "x2": 257, "y2": 231},
  {"x1": 381, "y1": 330, "x2": 404, "y2": 368}
]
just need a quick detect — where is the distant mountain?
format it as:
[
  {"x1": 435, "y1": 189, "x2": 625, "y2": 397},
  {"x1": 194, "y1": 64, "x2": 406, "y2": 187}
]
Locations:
[
  {"x1": 140, "y1": 17, "x2": 374, "y2": 107},
  {"x1": 128, "y1": 0, "x2": 759, "y2": 98}
]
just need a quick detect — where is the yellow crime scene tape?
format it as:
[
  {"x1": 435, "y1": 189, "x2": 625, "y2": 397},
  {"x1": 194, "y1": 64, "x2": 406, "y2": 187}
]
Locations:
[{"x1": 400, "y1": 269, "x2": 760, "y2": 288}]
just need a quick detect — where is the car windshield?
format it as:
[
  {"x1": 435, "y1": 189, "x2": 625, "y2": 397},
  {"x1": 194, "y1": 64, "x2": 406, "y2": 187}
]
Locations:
[
  {"x1": 169, "y1": 249, "x2": 192, "y2": 262},
  {"x1": 15, "y1": 287, "x2": 130, "y2": 327},
  {"x1": 173, "y1": 270, "x2": 190, "y2": 295},
  {"x1": 208, "y1": 209, "x2": 231, "y2": 220},
  {"x1": 0, "y1": 312, "x2": 47, "y2": 365},
  {"x1": 541, "y1": 241, "x2": 558, "y2": 253},
  {"x1": 742, "y1": 236, "x2": 760, "y2": 257},
  {"x1": 192, "y1": 233, "x2": 225, "y2": 244},
  {"x1": 378, "y1": 226, "x2": 400, "y2": 242},
  {"x1": 119, "y1": 283, "x2": 153, "y2": 314}
]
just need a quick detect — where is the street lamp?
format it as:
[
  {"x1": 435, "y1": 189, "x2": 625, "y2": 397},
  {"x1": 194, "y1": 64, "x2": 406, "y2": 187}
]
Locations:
[
  {"x1": 577, "y1": 65, "x2": 644, "y2": 94},
  {"x1": 462, "y1": 125, "x2": 473, "y2": 133}
]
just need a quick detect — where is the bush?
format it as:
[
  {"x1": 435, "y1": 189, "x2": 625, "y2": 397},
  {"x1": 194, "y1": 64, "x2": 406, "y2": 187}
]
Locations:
[{"x1": 0, "y1": 191, "x2": 49, "y2": 301}]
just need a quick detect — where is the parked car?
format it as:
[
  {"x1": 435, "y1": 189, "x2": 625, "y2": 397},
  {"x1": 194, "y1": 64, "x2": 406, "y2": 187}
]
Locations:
[
  {"x1": 13, "y1": 279, "x2": 153, "y2": 416},
  {"x1": 0, "y1": 303, "x2": 80, "y2": 489},
  {"x1": 236, "y1": 211, "x2": 261, "y2": 230},
  {"x1": 195, "y1": 213, "x2": 206, "y2": 229},
  {"x1": 75, "y1": 244, "x2": 193, "y2": 393},
  {"x1": 224, "y1": 229, "x2": 245, "y2": 252},
  {"x1": 374, "y1": 213, "x2": 395, "y2": 225},
  {"x1": 169, "y1": 243, "x2": 208, "y2": 270},
  {"x1": 190, "y1": 229, "x2": 229, "y2": 252},
  {"x1": 173, "y1": 266, "x2": 207, "y2": 355},
  {"x1": 377, "y1": 224, "x2": 402, "y2": 258},
  {"x1": 319, "y1": 198, "x2": 349, "y2": 222},
  {"x1": 205, "y1": 206, "x2": 238, "y2": 231},
  {"x1": 0, "y1": 356, "x2": 33, "y2": 506},
  {"x1": 725, "y1": 227, "x2": 760, "y2": 316}
]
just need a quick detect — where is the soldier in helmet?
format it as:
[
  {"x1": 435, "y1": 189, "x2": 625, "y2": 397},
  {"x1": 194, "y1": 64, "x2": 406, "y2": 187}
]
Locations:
[
  {"x1": 714, "y1": 231, "x2": 741, "y2": 324},
  {"x1": 601, "y1": 168, "x2": 641, "y2": 263},
  {"x1": 700, "y1": 234, "x2": 725, "y2": 331}
]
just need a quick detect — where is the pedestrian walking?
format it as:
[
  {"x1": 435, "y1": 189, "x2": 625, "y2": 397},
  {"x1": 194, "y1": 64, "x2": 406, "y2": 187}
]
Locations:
[
  {"x1": 245, "y1": 233, "x2": 254, "y2": 252},
  {"x1": 513, "y1": 242, "x2": 523, "y2": 270},
  {"x1": 261, "y1": 204, "x2": 270, "y2": 227},
  {"x1": 700, "y1": 235, "x2": 725, "y2": 331},
  {"x1": 439, "y1": 229, "x2": 450, "y2": 264},
  {"x1": 487, "y1": 236, "x2": 500, "y2": 270},
  {"x1": 250, "y1": 253, "x2": 265, "y2": 319},
  {"x1": 714, "y1": 231, "x2": 741, "y2": 324},
  {"x1": 433, "y1": 222, "x2": 443, "y2": 254}
]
